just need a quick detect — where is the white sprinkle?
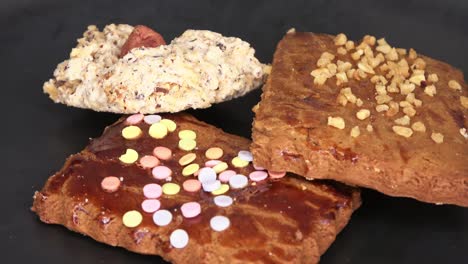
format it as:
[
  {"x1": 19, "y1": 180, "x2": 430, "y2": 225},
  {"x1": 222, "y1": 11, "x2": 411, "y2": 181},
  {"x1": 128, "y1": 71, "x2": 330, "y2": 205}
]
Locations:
[
  {"x1": 238, "y1": 150, "x2": 253, "y2": 162},
  {"x1": 143, "y1": 115, "x2": 162, "y2": 124},
  {"x1": 152, "y1": 209, "x2": 172, "y2": 226},
  {"x1": 198, "y1": 167, "x2": 217, "y2": 183},
  {"x1": 202, "y1": 180, "x2": 221, "y2": 192},
  {"x1": 170, "y1": 229, "x2": 189, "y2": 248},
  {"x1": 213, "y1": 195, "x2": 233, "y2": 207},
  {"x1": 229, "y1": 174, "x2": 248, "y2": 189},
  {"x1": 210, "y1": 216, "x2": 230, "y2": 232}
]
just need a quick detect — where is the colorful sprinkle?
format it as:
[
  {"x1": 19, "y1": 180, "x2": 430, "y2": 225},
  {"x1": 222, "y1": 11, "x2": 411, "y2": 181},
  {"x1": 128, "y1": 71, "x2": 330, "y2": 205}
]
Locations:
[
  {"x1": 268, "y1": 171, "x2": 287, "y2": 179},
  {"x1": 229, "y1": 174, "x2": 248, "y2": 189},
  {"x1": 205, "y1": 147, "x2": 223, "y2": 160},
  {"x1": 178, "y1": 130, "x2": 197, "y2": 140},
  {"x1": 205, "y1": 160, "x2": 222, "y2": 167},
  {"x1": 178, "y1": 139, "x2": 196, "y2": 151},
  {"x1": 198, "y1": 167, "x2": 217, "y2": 183},
  {"x1": 218, "y1": 170, "x2": 236, "y2": 183},
  {"x1": 182, "y1": 179, "x2": 201, "y2": 192},
  {"x1": 141, "y1": 199, "x2": 161, "y2": 213},
  {"x1": 126, "y1": 114, "x2": 144, "y2": 125},
  {"x1": 143, "y1": 183, "x2": 162, "y2": 199},
  {"x1": 143, "y1": 114, "x2": 162, "y2": 124},
  {"x1": 149, "y1": 123, "x2": 168, "y2": 139},
  {"x1": 202, "y1": 180, "x2": 221, "y2": 192},
  {"x1": 153, "y1": 209, "x2": 172, "y2": 226},
  {"x1": 170, "y1": 229, "x2": 189, "y2": 249},
  {"x1": 182, "y1": 163, "x2": 200, "y2": 176},
  {"x1": 122, "y1": 125, "x2": 142, "y2": 140},
  {"x1": 210, "y1": 216, "x2": 230, "y2": 232},
  {"x1": 152, "y1": 166, "x2": 172, "y2": 180},
  {"x1": 153, "y1": 146, "x2": 172, "y2": 160},
  {"x1": 213, "y1": 162, "x2": 228, "y2": 173},
  {"x1": 180, "y1": 202, "x2": 201, "y2": 218},
  {"x1": 214, "y1": 195, "x2": 233, "y2": 207},
  {"x1": 160, "y1": 119, "x2": 177, "y2": 132},
  {"x1": 122, "y1": 210, "x2": 143, "y2": 228},
  {"x1": 211, "y1": 184, "x2": 229, "y2": 195},
  {"x1": 249, "y1": 171, "x2": 268, "y2": 182},
  {"x1": 162, "y1": 183, "x2": 180, "y2": 195},
  {"x1": 101, "y1": 176, "x2": 121, "y2": 192},
  {"x1": 179, "y1": 153, "x2": 196, "y2": 166},
  {"x1": 139, "y1": 155, "x2": 160, "y2": 168},
  {"x1": 238, "y1": 150, "x2": 253, "y2": 162},
  {"x1": 231, "y1": 157, "x2": 249, "y2": 168},
  {"x1": 119, "y1": 149, "x2": 139, "y2": 164}
]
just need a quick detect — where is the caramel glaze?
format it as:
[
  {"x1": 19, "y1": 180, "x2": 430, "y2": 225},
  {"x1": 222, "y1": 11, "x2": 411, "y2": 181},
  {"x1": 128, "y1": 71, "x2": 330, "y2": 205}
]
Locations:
[{"x1": 38, "y1": 113, "x2": 359, "y2": 261}]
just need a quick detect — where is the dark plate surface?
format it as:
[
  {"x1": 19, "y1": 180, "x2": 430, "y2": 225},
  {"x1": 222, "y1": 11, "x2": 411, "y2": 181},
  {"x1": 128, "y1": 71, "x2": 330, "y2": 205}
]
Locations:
[{"x1": 2, "y1": 0, "x2": 467, "y2": 263}]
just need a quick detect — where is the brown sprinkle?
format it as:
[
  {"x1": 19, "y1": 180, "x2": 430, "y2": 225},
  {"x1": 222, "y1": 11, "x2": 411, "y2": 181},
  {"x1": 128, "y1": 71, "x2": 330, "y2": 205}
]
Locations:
[
  {"x1": 393, "y1": 126, "x2": 413, "y2": 138},
  {"x1": 431, "y1": 132, "x2": 444, "y2": 144},
  {"x1": 350, "y1": 126, "x2": 361, "y2": 138},
  {"x1": 327, "y1": 116, "x2": 345, "y2": 129},
  {"x1": 448, "y1": 80, "x2": 462, "y2": 91},
  {"x1": 356, "y1": 109, "x2": 371, "y2": 120},
  {"x1": 411, "y1": 121, "x2": 426, "y2": 132}
]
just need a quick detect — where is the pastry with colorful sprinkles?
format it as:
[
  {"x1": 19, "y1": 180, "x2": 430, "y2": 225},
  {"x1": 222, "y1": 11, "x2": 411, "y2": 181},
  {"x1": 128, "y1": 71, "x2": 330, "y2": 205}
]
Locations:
[{"x1": 32, "y1": 113, "x2": 360, "y2": 263}]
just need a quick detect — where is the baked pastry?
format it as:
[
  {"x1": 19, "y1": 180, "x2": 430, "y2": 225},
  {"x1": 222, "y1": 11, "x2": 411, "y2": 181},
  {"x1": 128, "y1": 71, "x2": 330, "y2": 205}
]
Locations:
[
  {"x1": 32, "y1": 113, "x2": 360, "y2": 263},
  {"x1": 43, "y1": 24, "x2": 268, "y2": 114},
  {"x1": 251, "y1": 30, "x2": 468, "y2": 207}
]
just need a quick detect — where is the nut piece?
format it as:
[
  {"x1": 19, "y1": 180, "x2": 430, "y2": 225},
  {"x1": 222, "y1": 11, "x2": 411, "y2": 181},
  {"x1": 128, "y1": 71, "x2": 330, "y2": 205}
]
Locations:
[
  {"x1": 356, "y1": 98, "x2": 364, "y2": 107},
  {"x1": 392, "y1": 126, "x2": 413, "y2": 138},
  {"x1": 461, "y1": 96, "x2": 468, "y2": 108},
  {"x1": 408, "y1": 48, "x2": 418, "y2": 60},
  {"x1": 394, "y1": 115, "x2": 411, "y2": 126},
  {"x1": 356, "y1": 109, "x2": 371, "y2": 120},
  {"x1": 350, "y1": 126, "x2": 361, "y2": 138},
  {"x1": 431, "y1": 132, "x2": 444, "y2": 144},
  {"x1": 334, "y1": 33, "x2": 348, "y2": 46},
  {"x1": 327, "y1": 116, "x2": 345, "y2": 129},
  {"x1": 411, "y1": 121, "x2": 426, "y2": 132},
  {"x1": 376, "y1": 104, "x2": 389, "y2": 112},
  {"x1": 366, "y1": 124, "x2": 374, "y2": 132},
  {"x1": 345, "y1": 40, "x2": 355, "y2": 50},
  {"x1": 427, "y1": 73, "x2": 439, "y2": 83},
  {"x1": 448, "y1": 80, "x2": 462, "y2": 91},
  {"x1": 337, "y1": 47, "x2": 347, "y2": 55},
  {"x1": 460, "y1": 128, "x2": 468, "y2": 139},
  {"x1": 386, "y1": 101, "x2": 400, "y2": 117},
  {"x1": 403, "y1": 106, "x2": 416, "y2": 117},
  {"x1": 424, "y1": 85, "x2": 437, "y2": 97}
]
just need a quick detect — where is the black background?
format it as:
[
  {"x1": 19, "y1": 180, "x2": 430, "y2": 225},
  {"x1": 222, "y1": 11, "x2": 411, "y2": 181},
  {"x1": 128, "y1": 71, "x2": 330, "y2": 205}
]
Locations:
[{"x1": 2, "y1": 0, "x2": 467, "y2": 263}]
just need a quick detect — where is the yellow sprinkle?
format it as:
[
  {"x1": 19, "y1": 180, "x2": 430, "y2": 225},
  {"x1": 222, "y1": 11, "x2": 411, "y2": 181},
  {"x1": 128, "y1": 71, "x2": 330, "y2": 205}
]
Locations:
[
  {"x1": 162, "y1": 183, "x2": 181, "y2": 195},
  {"x1": 212, "y1": 184, "x2": 229, "y2": 195},
  {"x1": 122, "y1": 210, "x2": 142, "y2": 228},
  {"x1": 122, "y1": 126, "x2": 142, "y2": 140},
  {"x1": 119, "y1": 149, "x2": 139, "y2": 164},
  {"x1": 149, "y1": 123, "x2": 168, "y2": 139},
  {"x1": 232, "y1": 157, "x2": 249, "y2": 168},
  {"x1": 179, "y1": 153, "x2": 197, "y2": 166},
  {"x1": 178, "y1": 129, "x2": 197, "y2": 140},
  {"x1": 160, "y1": 119, "x2": 177, "y2": 132},
  {"x1": 182, "y1": 163, "x2": 200, "y2": 176},
  {"x1": 179, "y1": 139, "x2": 197, "y2": 151},
  {"x1": 213, "y1": 162, "x2": 228, "y2": 173},
  {"x1": 205, "y1": 147, "x2": 223, "y2": 160}
]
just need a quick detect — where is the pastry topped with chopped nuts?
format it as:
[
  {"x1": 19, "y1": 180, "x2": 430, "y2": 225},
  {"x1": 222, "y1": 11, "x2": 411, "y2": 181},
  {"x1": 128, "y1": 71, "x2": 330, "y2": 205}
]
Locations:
[
  {"x1": 252, "y1": 30, "x2": 467, "y2": 206},
  {"x1": 43, "y1": 24, "x2": 269, "y2": 113}
]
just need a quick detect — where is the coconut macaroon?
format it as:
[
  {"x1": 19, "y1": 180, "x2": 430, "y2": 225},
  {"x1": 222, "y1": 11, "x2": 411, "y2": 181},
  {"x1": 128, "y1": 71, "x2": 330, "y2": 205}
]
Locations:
[{"x1": 43, "y1": 24, "x2": 268, "y2": 113}]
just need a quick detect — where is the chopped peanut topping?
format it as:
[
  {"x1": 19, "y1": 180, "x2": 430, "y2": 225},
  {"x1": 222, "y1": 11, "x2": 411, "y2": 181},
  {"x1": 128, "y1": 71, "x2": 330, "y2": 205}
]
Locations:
[
  {"x1": 339, "y1": 87, "x2": 358, "y2": 104},
  {"x1": 409, "y1": 70, "x2": 426, "y2": 85},
  {"x1": 385, "y1": 48, "x2": 399, "y2": 61},
  {"x1": 386, "y1": 101, "x2": 399, "y2": 117},
  {"x1": 460, "y1": 128, "x2": 468, "y2": 139},
  {"x1": 356, "y1": 98, "x2": 363, "y2": 107},
  {"x1": 393, "y1": 126, "x2": 413, "y2": 138},
  {"x1": 356, "y1": 109, "x2": 371, "y2": 120},
  {"x1": 357, "y1": 62, "x2": 375, "y2": 74},
  {"x1": 376, "y1": 104, "x2": 389, "y2": 112},
  {"x1": 375, "y1": 94, "x2": 392, "y2": 104},
  {"x1": 424, "y1": 85, "x2": 437, "y2": 97},
  {"x1": 431, "y1": 132, "x2": 444, "y2": 144},
  {"x1": 427, "y1": 73, "x2": 439, "y2": 83},
  {"x1": 363, "y1": 35, "x2": 376, "y2": 46},
  {"x1": 375, "y1": 84, "x2": 387, "y2": 95},
  {"x1": 448, "y1": 80, "x2": 462, "y2": 91},
  {"x1": 411, "y1": 121, "x2": 426, "y2": 132},
  {"x1": 335, "y1": 72, "x2": 348, "y2": 85},
  {"x1": 327, "y1": 116, "x2": 345, "y2": 129},
  {"x1": 334, "y1": 33, "x2": 347, "y2": 46},
  {"x1": 403, "y1": 106, "x2": 416, "y2": 117},
  {"x1": 394, "y1": 115, "x2": 411, "y2": 126},
  {"x1": 366, "y1": 124, "x2": 374, "y2": 132},
  {"x1": 396, "y1": 48, "x2": 407, "y2": 56},
  {"x1": 351, "y1": 50, "x2": 364, "y2": 61},
  {"x1": 411, "y1": 58, "x2": 426, "y2": 70},
  {"x1": 337, "y1": 60, "x2": 352, "y2": 72},
  {"x1": 460, "y1": 96, "x2": 468, "y2": 108},
  {"x1": 350, "y1": 126, "x2": 361, "y2": 138},
  {"x1": 345, "y1": 40, "x2": 355, "y2": 50},
  {"x1": 399, "y1": 81, "x2": 415, "y2": 95},
  {"x1": 408, "y1": 48, "x2": 417, "y2": 60},
  {"x1": 337, "y1": 47, "x2": 347, "y2": 55}
]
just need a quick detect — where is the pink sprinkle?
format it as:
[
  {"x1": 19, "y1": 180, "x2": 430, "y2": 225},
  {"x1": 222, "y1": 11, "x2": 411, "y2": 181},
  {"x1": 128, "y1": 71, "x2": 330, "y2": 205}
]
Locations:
[
  {"x1": 218, "y1": 170, "x2": 236, "y2": 183},
  {"x1": 249, "y1": 171, "x2": 268, "y2": 182},
  {"x1": 153, "y1": 146, "x2": 172, "y2": 160},
  {"x1": 140, "y1": 155, "x2": 160, "y2": 169},
  {"x1": 268, "y1": 171, "x2": 286, "y2": 179},
  {"x1": 183, "y1": 179, "x2": 201, "y2": 192},
  {"x1": 253, "y1": 164, "x2": 265, "y2": 171},
  {"x1": 152, "y1": 166, "x2": 172, "y2": 180},
  {"x1": 143, "y1": 183, "x2": 162, "y2": 199},
  {"x1": 126, "y1": 114, "x2": 144, "y2": 125},
  {"x1": 141, "y1": 199, "x2": 161, "y2": 213},
  {"x1": 205, "y1": 160, "x2": 222, "y2": 167},
  {"x1": 180, "y1": 202, "x2": 201, "y2": 218}
]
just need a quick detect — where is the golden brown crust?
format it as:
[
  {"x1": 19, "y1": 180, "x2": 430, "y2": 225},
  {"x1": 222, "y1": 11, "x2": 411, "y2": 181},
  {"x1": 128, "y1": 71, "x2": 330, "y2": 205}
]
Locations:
[
  {"x1": 32, "y1": 113, "x2": 360, "y2": 263},
  {"x1": 252, "y1": 32, "x2": 468, "y2": 207}
]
